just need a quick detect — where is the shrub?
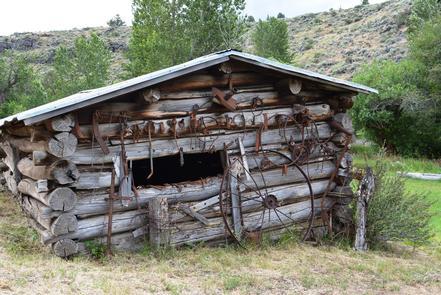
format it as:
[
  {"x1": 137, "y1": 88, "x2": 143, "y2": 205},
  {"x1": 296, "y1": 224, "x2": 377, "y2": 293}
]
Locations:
[
  {"x1": 84, "y1": 240, "x2": 107, "y2": 260},
  {"x1": 363, "y1": 159, "x2": 433, "y2": 248}
]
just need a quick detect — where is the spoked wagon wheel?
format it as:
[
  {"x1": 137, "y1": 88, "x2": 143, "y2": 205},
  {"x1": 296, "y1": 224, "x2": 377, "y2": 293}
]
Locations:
[{"x1": 219, "y1": 150, "x2": 316, "y2": 249}]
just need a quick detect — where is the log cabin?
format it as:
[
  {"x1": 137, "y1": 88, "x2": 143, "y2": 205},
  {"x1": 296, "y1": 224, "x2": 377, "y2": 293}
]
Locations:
[{"x1": 0, "y1": 50, "x2": 377, "y2": 257}]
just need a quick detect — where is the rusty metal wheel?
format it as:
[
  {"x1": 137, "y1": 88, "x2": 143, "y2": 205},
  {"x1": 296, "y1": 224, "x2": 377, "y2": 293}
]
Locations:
[{"x1": 219, "y1": 149, "x2": 315, "y2": 248}]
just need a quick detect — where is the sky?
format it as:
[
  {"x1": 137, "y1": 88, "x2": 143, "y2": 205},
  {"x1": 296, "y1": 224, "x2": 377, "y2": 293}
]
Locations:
[{"x1": 0, "y1": 0, "x2": 388, "y2": 35}]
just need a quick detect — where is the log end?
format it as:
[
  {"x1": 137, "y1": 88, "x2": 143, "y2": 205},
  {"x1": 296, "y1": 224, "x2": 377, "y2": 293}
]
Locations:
[
  {"x1": 52, "y1": 239, "x2": 78, "y2": 258},
  {"x1": 50, "y1": 214, "x2": 78, "y2": 236},
  {"x1": 48, "y1": 187, "x2": 77, "y2": 211},
  {"x1": 47, "y1": 132, "x2": 78, "y2": 158}
]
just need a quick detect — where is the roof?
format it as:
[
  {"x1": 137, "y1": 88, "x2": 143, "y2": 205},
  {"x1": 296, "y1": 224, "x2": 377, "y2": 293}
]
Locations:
[{"x1": 0, "y1": 50, "x2": 378, "y2": 127}]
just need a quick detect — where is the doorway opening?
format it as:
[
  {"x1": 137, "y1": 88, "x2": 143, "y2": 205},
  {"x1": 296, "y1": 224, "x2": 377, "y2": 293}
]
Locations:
[{"x1": 132, "y1": 151, "x2": 224, "y2": 186}]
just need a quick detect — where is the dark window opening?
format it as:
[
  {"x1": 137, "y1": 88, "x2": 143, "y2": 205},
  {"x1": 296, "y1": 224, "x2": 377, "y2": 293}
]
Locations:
[{"x1": 132, "y1": 151, "x2": 224, "y2": 186}]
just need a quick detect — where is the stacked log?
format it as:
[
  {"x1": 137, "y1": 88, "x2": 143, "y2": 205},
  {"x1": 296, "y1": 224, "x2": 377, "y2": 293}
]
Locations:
[{"x1": 0, "y1": 69, "x2": 356, "y2": 257}]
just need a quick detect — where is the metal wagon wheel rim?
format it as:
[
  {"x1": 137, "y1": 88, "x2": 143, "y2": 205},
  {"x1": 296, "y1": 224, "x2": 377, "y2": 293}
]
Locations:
[{"x1": 219, "y1": 149, "x2": 315, "y2": 249}]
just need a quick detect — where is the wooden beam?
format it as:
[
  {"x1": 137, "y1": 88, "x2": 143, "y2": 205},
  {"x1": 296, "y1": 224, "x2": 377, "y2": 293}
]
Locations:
[{"x1": 149, "y1": 197, "x2": 170, "y2": 248}]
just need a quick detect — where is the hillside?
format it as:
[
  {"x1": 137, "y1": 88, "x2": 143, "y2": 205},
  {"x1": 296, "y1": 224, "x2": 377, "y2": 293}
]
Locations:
[{"x1": 0, "y1": 0, "x2": 411, "y2": 81}]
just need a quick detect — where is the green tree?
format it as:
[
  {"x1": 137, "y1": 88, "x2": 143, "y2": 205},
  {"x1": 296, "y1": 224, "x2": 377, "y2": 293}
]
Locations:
[
  {"x1": 48, "y1": 33, "x2": 111, "y2": 99},
  {"x1": 126, "y1": 0, "x2": 190, "y2": 77},
  {"x1": 126, "y1": 0, "x2": 246, "y2": 77},
  {"x1": 107, "y1": 14, "x2": 125, "y2": 28},
  {"x1": 0, "y1": 51, "x2": 47, "y2": 117},
  {"x1": 352, "y1": 59, "x2": 441, "y2": 157},
  {"x1": 277, "y1": 12, "x2": 285, "y2": 19},
  {"x1": 184, "y1": 0, "x2": 246, "y2": 58},
  {"x1": 410, "y1": 16, "x2": 441, "y2": 92},
  {"x1": 252, "y1": 17, "x2": 292, "y2": 63},
  {"x1": 361, "y1": 0, "x2": 369, "y2": 5}
]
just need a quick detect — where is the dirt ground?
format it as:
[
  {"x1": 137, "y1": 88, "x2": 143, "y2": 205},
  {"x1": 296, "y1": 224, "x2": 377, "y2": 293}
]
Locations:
[{"x1": 0, "y1": 193, "x2": 440, "y2": 295}]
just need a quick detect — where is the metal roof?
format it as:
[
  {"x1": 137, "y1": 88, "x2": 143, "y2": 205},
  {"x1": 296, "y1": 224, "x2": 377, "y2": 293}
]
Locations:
[{"x1": 0, "y1": 49, "x2": 377, "y2": 127}]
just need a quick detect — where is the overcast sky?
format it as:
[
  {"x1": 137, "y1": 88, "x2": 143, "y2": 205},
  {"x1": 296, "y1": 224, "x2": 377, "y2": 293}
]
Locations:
[{"x1": 0, "y1": 0, "x2": 387, "y2": 35}]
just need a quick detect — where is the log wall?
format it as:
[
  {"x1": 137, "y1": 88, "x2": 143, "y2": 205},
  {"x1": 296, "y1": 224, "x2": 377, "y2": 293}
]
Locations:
[{"x1": 0, "y1": 65, "x2": 355, "y2": 257}]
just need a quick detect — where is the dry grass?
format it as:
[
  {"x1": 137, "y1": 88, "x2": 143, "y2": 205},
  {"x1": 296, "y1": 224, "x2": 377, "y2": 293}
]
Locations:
[{"x1": 1, "y1": 193, "x2": 440, "y2": 294}]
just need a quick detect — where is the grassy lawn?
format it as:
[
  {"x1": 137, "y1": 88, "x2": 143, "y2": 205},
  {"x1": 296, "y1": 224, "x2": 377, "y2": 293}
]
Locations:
[
  {"x1": 0, "y1": 193, "x2": 440, "y2": 294},
  {"x1": 0, "y1": 147, "x2": 440, "y2": 294}
]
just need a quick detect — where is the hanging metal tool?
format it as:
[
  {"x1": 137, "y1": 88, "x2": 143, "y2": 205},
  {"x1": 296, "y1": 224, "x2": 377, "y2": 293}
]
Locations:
[
  {"x1": 147, "y1": 121, "x2": 154, "y2": 179},
  {"x1": 212, "y1": 87, "x2": 237, "y2": 111},
  {"x1": 106, "y1": 168, "x2": 116, "y2": 256},
  {"x1": 92, "y1": 111, "x2": 110, "y2": 154}
]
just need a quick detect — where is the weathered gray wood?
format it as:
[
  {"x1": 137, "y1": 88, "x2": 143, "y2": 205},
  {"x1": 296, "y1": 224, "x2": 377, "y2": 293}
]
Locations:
[
  {"x1": 18, "y1": 179, "x2": 77, "y2": 211},
  {"x1": 69, "y1": 123, "x2": 332, "y2": 165},
  {"x1": 42, "y1": 209, "x2": 149, "y2": 244},
  {"x1": 77, "y1": 105, "x2": 332, "y2": 139},
  {"x1": 0, "y1": 141, "x2": 21, "y2": 195},
  {"x1": 241, "y1": 161, "x2": 335, "y2": 190},
  {"x1": 72, "y1": 158, "x2": 333, "y2": 217},
  {"x1": 177, "y1": 204, "x2": 211, "y2": 226},
  {"x1": 21, "y1": 200, "x2": 75, "y2": 238},
  {"x1": 72, "y1": 176, "x2": 222, "y2": 217},
  {"x1": 400, "y1": 172, "x2": 441, "y2": 181},
  {"x1": 17, "y1": 157, "x2": 80, "y2": 185},
  {"x1": 32, "y1": 151, "x2": 56, "y2": 166},
  {"x1": 229, "y1": 160, "x2": 242, "y2": 237},
  {"x1": 36, "y1": 179, "x2": 49, "y2": 192},
  {"x1": 5, "y1": 132, "x2": 78, "y2": 157},
  {"x1": 20, "y1": 195, "x2": 58, "y2": 229},
  {"x1": 170, "y1": 179, "x2": 335, "y2": 223},
  {"x1": 47, "y1": 132, "x2": 78, "y2": 157},
  {"x1": 170, "y1": 197, "x2": 333, "y2": 246},
  {"x1": 354, "y1": 167, "x2": 375, "y2": 251},
  {"x1": 52, "y1": 239, "x2": 78, "y2": 258},
  {"x1": 149, "y1": 197, "x2": 170, "y2": 248},
  {"x1": 46, "y1": 113, "x2": 75, "y2": 132},
  {"x1": 72, "y1": 171, "x2": 119, "y2": 190},
  {"x1": 78, "y1": 231, "x2": 145, "y2": 254},
  {"x1": 158, "y1": 73, "x2": 269, "y2": 92},
  {"x1": 50, "y1": 213, "x2": 78, "y2": 236},
  {"x1": 123, "y1": 92, "x2": 293, "y2": 119}
]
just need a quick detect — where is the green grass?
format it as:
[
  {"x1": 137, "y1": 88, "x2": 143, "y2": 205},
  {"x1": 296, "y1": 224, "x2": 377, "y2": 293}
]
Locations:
[{"x1": 352, "y1": 144, "x2": 441, "y2": 242}]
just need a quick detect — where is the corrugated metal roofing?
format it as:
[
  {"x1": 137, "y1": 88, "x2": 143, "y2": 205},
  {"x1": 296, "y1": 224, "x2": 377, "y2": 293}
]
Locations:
[{"x1": 0, "y1": 49, "x2": 377, "y2": 127}]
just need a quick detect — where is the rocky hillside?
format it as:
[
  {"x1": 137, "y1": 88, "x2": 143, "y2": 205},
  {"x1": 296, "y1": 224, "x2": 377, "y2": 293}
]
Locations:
[{"x1": 0, "y1": 0, "x2": 411, "y2": 81}]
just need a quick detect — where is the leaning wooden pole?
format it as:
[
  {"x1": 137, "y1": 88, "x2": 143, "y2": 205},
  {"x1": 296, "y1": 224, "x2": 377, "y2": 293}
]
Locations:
[{"x1": 354, "y1": 167, "x2": 375, "y2": 251}]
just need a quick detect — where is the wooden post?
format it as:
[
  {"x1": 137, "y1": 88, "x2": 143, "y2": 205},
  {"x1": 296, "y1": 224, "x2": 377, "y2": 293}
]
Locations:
[
  {"x1": 354, "y1": 167, "x2": 375, "y2": 251},
  {"x1": 149, "y1": 197, "x2": 170, "y2": 249},
  {"x1": 229, "y1": 160, "x2": 242, "y2": 238}
]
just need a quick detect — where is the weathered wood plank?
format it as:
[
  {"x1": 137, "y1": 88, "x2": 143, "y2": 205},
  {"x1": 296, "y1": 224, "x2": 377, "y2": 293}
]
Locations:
[{"x1": 68, "y1": 123, "x2": 332, "y2": 165}]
